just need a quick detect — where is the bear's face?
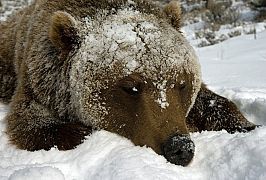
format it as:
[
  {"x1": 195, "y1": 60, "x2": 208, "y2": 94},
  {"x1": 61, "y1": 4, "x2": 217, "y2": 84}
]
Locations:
[
  {"x1": 49, "y1": 1, "x2": 201, "y2": 166},
  {"x1": 100, "y1": 72, "x2": 197, "y2": 154},
  {"x1": 69, "y1": 8, "x2": 201, "y2": 154}
]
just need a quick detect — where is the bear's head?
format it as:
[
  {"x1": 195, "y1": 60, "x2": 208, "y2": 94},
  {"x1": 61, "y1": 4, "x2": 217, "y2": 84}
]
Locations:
[{"x1": 48, "y1": 0, "x2": 201, "y2": 166}]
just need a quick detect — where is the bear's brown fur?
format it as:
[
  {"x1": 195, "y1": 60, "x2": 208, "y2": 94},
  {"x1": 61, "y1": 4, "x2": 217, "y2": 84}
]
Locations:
[
  {"x1": 1, "y1": 0, "x2": 200, "y2": 155},
  {"x1": 0, "y1": 0, "x2": 256, "y2": 166},
  {"x1": 187, "y1": 84, "x2": 256, "y2": 133}
]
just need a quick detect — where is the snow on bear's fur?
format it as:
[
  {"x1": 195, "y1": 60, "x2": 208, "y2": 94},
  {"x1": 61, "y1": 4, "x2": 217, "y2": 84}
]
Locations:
[{"x1": 70, "y1": 6, "x2": 201, "y2": 127}]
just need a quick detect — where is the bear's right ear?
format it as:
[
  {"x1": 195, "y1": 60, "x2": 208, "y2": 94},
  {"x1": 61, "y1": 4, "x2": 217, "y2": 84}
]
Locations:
[
  {"x1": 164, "y1": 1, "x2": 182, "y2": 29},
  {"x1": 49, "y1": 11, "x2": 80, "y2": 54}
]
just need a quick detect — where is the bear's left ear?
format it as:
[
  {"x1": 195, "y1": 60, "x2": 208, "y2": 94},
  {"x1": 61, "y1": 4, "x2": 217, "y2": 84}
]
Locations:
[
  {"x1": 164, "y1": 1, "x2": 182, "y2": 29},
  {"x1": 49, "y1": 11, "x2": 80, "y2": 54}
]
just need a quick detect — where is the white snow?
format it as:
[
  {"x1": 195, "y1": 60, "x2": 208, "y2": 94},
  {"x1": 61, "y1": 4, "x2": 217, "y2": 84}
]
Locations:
[
  {"x1": 1, "y1": 1, "x2": 266, "y2": 180},
  {"x1": 0, "y1": 0, "x2": 33, "y2": 21},
  {"x1": 154, "y1": 80, "x2": 170, "y2": 109},
  {"x1": 197, "y1": 29, "x2": 266, "y2": 89}
]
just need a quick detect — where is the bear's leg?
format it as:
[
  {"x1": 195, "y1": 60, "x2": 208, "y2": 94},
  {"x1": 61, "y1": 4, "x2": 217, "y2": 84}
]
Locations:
[
  {"x1": 0, "y1": 60, "x2": 16, "y2": 103},
  {"x1": 187, "y1": 84, "x2": 257, "y2": 133},
  {"x1": 6, "y1": 94, "x2": 92, "y2": 151},
  {"x1": 0, "y1": 18, "x2": 18, "y2": 104}
]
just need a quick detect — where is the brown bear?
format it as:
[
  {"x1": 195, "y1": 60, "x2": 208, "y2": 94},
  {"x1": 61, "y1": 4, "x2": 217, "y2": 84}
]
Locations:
[{"x1": 0, "y1": 0, "x2": 256, "y2": 166}]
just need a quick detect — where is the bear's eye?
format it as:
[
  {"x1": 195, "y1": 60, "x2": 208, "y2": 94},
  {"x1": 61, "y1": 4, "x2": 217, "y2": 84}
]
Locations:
[
  {"x1": 179, "y1": 81, "x2": 186, "y2": 90},
  {"x1": 121, "y1": 86, "x2": 140, "y2": 96},
  {"x1": 119, "y1": 80, "x2": 143, "y2": 96},
  {"x1": 119, "y1": 75, "x2": 144, "y2": 96}
]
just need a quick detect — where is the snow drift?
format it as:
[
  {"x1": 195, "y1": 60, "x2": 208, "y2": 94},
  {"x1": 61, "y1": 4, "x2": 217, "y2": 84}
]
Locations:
[{"x1": 1, "y1": 102, "x2": 266, "y2": 180}]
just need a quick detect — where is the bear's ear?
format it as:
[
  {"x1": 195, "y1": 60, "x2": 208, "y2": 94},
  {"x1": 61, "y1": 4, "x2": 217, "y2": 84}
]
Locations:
[
  {"x1": 164, "y1": 1, "x2": 182, "y2": 29},
  {"x1": 49, "y1": 11, "x2": 80, "y2": 53}
]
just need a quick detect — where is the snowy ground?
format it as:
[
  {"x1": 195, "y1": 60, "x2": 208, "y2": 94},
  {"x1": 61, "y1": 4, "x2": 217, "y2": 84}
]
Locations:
[{"x1": 1, "y1": 1, "x2": 266, "y2": 180}]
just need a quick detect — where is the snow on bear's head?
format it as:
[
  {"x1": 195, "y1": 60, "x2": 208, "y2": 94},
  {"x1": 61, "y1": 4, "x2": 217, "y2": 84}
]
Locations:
[{"x1": 49, "y1": 0, "x2": 201, "y2": 166}]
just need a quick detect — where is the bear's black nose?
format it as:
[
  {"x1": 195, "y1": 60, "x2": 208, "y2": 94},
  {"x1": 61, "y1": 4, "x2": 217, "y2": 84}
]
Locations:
[{"x1": 162, "y1": 134, "x2": 195, "y2": 166}]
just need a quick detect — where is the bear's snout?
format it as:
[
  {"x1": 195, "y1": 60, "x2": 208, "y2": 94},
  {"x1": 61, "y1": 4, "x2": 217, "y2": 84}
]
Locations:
[{"x1": 162, "y1": 134, "x2": 195, "y2": 166}]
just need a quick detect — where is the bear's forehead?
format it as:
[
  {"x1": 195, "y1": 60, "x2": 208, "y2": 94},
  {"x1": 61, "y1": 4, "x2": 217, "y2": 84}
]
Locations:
[{"x1": 74, "y1": 8, "x2": 199, "y2": 82}]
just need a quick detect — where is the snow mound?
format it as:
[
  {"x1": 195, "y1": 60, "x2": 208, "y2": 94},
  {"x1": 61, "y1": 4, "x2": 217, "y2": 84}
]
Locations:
[
  {"x1": 9, "y1": 167, "x2": 64, "y2": 180},
  {"x1": 191, "y1": 128, "x2": 266, "y2": 180},
  {"x1": 0, "y1": 103, "x2": 266, "y2": 180}
]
